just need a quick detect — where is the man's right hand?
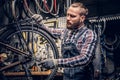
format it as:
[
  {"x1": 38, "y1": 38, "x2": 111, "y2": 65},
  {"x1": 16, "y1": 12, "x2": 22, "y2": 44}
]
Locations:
[{"x1": 32, "y1": 14, "x2": 43, "y2": 23}]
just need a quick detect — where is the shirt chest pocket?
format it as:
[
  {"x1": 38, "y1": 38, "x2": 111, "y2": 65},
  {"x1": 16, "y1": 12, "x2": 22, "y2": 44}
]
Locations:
[{"x1": 62, "y1": 42, "x2": 80, "y2": 58}]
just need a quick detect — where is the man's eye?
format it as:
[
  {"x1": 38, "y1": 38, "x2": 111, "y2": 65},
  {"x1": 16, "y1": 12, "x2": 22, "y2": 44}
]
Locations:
[
  {"x1": 66, "y1": 14, "x2": 76, "y2": 18},
  {"x1": 70, "y1": 15, "x2": 76, "y2": 18}
]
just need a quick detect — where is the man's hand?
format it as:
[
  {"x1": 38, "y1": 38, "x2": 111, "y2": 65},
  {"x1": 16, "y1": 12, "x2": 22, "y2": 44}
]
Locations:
[
  {"x1": 32, "y1": 14, "x2": 43, "y2": 23},
  {"x1": 40, "y1": 59, "x2": 58, "y2": 69}
]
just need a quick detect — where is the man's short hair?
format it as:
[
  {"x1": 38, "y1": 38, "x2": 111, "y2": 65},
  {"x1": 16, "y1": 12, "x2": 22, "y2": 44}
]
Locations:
[{"x1": 70, "y1": 2, "x2": 88, "y2": 16}]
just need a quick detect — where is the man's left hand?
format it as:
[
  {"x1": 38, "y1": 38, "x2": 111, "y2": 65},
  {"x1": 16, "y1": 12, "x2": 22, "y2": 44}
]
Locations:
[{"x1": 40, "y1": 59, "x2": 58, "y2": 69}]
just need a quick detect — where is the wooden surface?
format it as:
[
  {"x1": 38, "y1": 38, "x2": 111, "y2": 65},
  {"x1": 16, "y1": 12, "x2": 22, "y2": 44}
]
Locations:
[{"x1": 3, "y1": 70, "x2": 62, "y2": 76}]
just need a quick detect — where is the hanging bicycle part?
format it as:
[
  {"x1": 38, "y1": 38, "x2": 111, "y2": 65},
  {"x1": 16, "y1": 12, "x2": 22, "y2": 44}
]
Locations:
[
  {"x1": 11, "y1": 0, "x2": 31, "y2": 20},
  {"x1": 35, "y1": 0, "x2": 60, "y2": 17},
  {"x1": 23, "y1": 0, "x2": 39, "y2": 16},
  {"x1": 102, "y1": 34, "x2": 120, "y2": 51},
  {"x1": 3, "y1": 0, "x2": 14, "y2": 22}
]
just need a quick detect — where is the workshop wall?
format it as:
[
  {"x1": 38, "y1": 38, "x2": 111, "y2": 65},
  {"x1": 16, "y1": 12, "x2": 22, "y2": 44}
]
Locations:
[{"x1": 0, "y1": 0, "x2": 120, "y2": 80}]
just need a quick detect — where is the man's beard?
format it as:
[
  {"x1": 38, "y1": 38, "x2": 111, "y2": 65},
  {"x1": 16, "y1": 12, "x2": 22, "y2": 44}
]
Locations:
[{"x1": 67, "y1": 21, "x2": 80, "y2": 30}]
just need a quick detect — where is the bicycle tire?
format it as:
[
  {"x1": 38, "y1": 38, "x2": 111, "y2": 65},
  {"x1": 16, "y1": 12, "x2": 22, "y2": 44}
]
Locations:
[
  {"x1": 11, "y1": 0, "x2": 17, "y2": 20},
  {"x1": 0, "y1": 21, "x2": 59, "y2": 80},
  {"x1": 11, "y1": 0, "x2": 27, "y2": 20},
  {"x1": 49, "y1": 0, "x2": 60, "y2": 16},
  {"x1": 24, "y1": 0, "x2": 39, "y2": 16},
  {"x1": 35, "y1": 0, "x2": 53, "y2": 14},
  {"x1": 3, "y1": 0, "x2": 14, "y2": 21}
]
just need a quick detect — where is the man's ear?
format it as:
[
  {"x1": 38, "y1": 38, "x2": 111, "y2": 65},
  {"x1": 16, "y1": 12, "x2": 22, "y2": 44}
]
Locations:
[{"x1": 80, "y1": 15, "x2": 86, "y2": 22}]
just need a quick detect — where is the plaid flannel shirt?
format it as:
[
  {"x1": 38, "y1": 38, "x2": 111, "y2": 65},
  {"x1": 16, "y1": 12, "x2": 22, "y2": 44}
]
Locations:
[
  {"x1": 50, "y1": 26, "x2": 97, "y2": 67},
  {"x1": 59, "y1": 27, "x2": 97, "y2": 67}
]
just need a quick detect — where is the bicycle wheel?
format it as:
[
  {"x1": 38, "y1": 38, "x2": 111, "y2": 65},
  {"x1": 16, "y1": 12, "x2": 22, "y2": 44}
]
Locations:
[{"x1": 0, "y1": 20, "x2": 59, "y2": 80}]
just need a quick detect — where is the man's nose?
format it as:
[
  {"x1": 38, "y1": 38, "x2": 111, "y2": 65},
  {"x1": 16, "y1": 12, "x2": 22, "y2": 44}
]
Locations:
[{"x1": 67, "y1": 16, "x2": 70, "y2": 20}]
